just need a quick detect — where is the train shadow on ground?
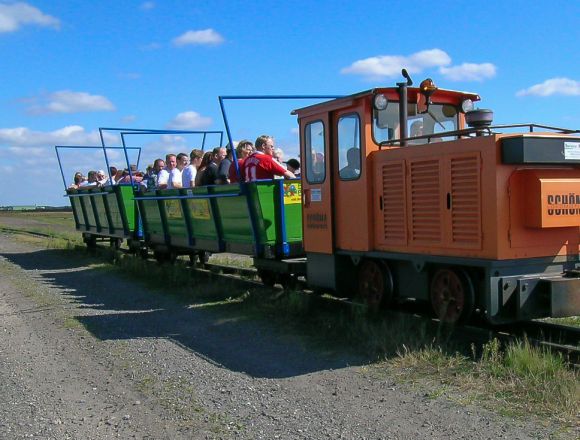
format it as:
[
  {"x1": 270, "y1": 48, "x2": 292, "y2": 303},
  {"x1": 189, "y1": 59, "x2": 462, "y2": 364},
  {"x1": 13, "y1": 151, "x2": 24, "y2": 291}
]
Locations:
[{"x1": 1, "y1": 248, "x2": 369, "y2": 379}]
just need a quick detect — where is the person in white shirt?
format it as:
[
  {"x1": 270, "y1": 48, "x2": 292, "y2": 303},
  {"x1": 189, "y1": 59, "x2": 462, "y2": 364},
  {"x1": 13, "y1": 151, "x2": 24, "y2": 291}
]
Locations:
[
  {"x1": 182, "y1": 149, "x2": 203, "y2": 188},
  {"x1": 168, "y1": 153, "x2": 188, "y2": 189},
  {"x1": 96, "y1": 170, "x2": 108, "y2": 186},
  {"x1": 80, "y1": 170, "x2": 98, "y2": 187},
  {"x1": 157, "y1": 154, "x2": 176, "y2": 189}
]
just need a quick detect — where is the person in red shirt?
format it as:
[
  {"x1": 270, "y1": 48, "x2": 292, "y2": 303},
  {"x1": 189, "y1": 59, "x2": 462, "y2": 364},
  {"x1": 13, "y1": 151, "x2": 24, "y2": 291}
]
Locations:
[
  {"x1": 242, "y1": 135, "x2": 295, "y2": 181},
  {"x1": 229, "y1": 139, "x2": 254, "y2": 183}
]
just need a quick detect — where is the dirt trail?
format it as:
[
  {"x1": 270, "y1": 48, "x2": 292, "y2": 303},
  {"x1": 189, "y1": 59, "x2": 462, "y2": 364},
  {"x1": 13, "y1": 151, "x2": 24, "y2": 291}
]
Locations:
[{"x1": 0, "y1": 231, "x2": 563, "y2": 439}]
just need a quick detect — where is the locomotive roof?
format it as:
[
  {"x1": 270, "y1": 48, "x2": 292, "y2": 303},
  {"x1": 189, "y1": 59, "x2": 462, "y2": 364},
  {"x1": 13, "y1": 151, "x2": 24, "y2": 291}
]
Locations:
[{"x1": 291, "y1": 86, "x2": 481, "y2": 116}]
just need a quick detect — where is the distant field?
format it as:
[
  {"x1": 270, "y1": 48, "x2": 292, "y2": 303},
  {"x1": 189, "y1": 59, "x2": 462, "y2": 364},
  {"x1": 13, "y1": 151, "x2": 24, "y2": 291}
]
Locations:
[{"x1": 0, "y1": 211, "x2": 77, "y2": 240}]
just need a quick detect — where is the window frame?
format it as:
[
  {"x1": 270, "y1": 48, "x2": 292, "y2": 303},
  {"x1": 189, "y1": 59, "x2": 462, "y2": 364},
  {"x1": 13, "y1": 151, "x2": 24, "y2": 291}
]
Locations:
[
  {"x1": 337, "y1": 112, "x2": 362, "y2": 181},
  {"x1": 304, "y1": 119, "x2": 327, "y2": 185}
]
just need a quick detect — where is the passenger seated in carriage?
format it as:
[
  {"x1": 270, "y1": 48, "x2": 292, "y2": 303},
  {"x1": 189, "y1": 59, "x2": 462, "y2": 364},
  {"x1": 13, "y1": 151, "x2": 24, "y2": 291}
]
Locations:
[
  {"x1": 242, "y1": 135, "x2": 295, "y2": 181},
  {"x1": 68, "y1": 172, "x2": 86, "y2": 189},
  {"x1": 229, "y1": 140, "x2": 253, "y2": 183},
  {"x1": 195, "y1": 152, "x2": 213, "y2": 187},
  {"x1": 182, "y1": 149, "x2": 203, "y2": 188}
]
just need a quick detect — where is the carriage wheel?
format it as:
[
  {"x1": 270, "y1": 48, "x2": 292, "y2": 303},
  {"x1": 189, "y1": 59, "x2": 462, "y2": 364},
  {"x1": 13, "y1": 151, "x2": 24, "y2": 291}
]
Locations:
[
  {"x1": 154, "y1": 250, "x2": 170, "y2": 264},
  {"x1": 258, "y1": 269, "x2": 277, "y2": 288},
  {"x1": 198, "y1": 251, "x2": 210, "y2": 269},
  {"x1": 84, "y1": 235, "x2": 97, "y2": 249},
  {"x1": 430, "y1": 268, "x2": 475, "y2": 324},
  {"x1": 357, "y1": 260, "x2": 393, "y2": 309}
]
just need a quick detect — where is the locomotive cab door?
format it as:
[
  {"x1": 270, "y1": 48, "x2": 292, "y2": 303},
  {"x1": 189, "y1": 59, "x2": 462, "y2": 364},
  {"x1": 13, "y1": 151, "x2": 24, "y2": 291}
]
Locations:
[
  {"x1": 300, "y1": 113, "x2": 337, "y2": 288},
  {"x1": 331, "y1": 105, "x2": 373, "y2": 251}
]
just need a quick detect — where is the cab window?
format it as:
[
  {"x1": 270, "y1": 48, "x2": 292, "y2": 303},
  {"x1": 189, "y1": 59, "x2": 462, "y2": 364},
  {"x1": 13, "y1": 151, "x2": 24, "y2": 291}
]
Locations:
[
  {"x1": 305, "y1": 120, "x2": 325, "y2": 184},
  {"x1": 372, "y1": 103, "x2": 399, "y2": 144},
  {"x1": 373, "y1": 103, "x2": 459, "y2": 144},
  {"x1": 338, "y1": 114, "x2": 361, "y2": 180}
]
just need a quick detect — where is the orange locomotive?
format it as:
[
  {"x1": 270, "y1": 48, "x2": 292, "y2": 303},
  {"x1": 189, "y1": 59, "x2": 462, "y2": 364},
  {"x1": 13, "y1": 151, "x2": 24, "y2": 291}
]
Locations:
[{"x1": 294, "y1": 71, "x2": 580, "y2": 324}]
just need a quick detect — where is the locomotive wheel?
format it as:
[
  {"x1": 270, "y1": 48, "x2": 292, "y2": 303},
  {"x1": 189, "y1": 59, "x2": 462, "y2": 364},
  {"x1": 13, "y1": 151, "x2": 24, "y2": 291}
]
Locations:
[
  {"x1": 430, "y1": 268, "x2": 474, "y2": 324},
  {"x1": 357, "y1": 260, "x2": 393, "y2": 309}
]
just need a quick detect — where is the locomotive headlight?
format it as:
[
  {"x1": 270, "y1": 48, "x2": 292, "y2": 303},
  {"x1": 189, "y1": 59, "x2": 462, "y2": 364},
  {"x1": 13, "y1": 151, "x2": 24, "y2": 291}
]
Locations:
[
  {"x1": 461, "y1": 99, "x2": 474, "y2": 113},
  {"x1": 373, "y1": 93, "x2": 388, "y2": 111}
]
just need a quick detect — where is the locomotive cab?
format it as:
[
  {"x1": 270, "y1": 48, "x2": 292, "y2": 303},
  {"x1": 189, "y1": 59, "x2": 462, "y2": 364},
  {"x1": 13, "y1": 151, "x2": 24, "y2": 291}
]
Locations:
[{"x1": 295, "y1": 74, "x2": 580, "y2": 325}]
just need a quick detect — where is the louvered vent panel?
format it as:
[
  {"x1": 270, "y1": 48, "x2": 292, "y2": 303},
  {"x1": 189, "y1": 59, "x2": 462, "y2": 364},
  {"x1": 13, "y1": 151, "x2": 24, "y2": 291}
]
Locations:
[
  {"x1": 450, "y1": 155, "x2": 481, "y2": 248},
  {"x1": 410, "y1": 159, "x2": 441, "y2": 244},
  {"x1": 382, "y1": 162, "x2": 406, "y2": 244}
]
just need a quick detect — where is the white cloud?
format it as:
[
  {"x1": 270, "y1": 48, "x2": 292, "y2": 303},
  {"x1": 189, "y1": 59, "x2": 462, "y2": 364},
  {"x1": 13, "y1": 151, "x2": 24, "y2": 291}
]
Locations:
[
  {"x1": 140, "y1": 1, "x2": 155, "y2": 10},
  {"x1": 0, "y1": 125, "x2": 103, "y2": 148},
  {"x1": 0, "y1": 126, "x2": 122, "y2": 180},
  {"x1": 0, "y1": 2, "x2": 60, "y2": 33},
  {"x1": 172, "y1": 28, "x2": 224, "y2": 47},
  {"x1": 439, "y1": 63, "x2": 496, "y2": 82},
  {"x1": 121, "y1": 115, "x2": 137, "y2": 124},
  {"x1": 167, "y1": 111, "x2": 212, "y2": 129},
  {"x1": 140, "y1": 134, "x2": 189, "y2": 155},
  {"x1": 27, "y1": 90, "x2": 115, "y2": 114},
  {"x1": 341, "y1": 49, "x2": 451, "y2": 80},
  {"x1": 516, "y1": 78, "x2": 580, "y2": 97}
]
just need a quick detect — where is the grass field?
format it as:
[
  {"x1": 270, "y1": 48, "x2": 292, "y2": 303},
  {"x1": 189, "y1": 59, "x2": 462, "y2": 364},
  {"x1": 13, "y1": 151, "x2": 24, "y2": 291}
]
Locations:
[{"x1": 1, "y1": 210, "x2": 578, "y2": 432}]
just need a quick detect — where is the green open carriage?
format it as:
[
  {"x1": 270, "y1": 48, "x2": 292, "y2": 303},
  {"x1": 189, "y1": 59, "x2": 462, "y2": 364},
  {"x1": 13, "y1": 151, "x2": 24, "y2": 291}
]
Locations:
[
  {"x1": 136, "y1": 179, "x2": 304, "y2": 264},
  {"x1": 66, "y1": 183, "x2": 140, "y2": 248}
]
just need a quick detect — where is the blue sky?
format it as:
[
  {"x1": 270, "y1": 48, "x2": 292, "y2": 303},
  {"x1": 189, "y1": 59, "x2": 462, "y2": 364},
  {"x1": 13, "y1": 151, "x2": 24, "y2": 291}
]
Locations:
[{"x1": 0, "y1": 0, "x2": 578, "y2": 206}]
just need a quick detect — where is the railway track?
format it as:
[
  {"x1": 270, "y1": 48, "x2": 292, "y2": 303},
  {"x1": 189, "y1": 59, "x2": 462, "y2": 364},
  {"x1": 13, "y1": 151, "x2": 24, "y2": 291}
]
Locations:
[
  {"x1": 494, "y1": 321, "x2": 580, "y2": 367},
  {"x1": 3, "y1": 226, "x2": 579, "y2": 366}
]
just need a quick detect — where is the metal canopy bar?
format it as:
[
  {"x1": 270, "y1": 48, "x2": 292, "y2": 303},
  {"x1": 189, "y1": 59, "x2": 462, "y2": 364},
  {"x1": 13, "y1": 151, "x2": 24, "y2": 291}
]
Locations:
[
  {"x1": 217, "y1": 94, "x2": 341, "y2": 251},
  {"x1": 116, "y1": 129, "x2": 225, "y2": 185},
  {"x1": 55, "y1": 145, "x2": 141, "y2": 191},
  {"x1": 98, "y1": 127, "x2": 225, "y2": 186},
  {"x1": 379, "y1": 123, "x2": 580, "y2": 148},
  {"x1": 218, "y1": 94, "x2": 342, "y2": 178}
]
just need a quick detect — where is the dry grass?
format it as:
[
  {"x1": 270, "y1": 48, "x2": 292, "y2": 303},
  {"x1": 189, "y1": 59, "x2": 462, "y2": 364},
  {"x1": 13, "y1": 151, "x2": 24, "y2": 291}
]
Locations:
[{"x1": 387, "y1": 338, "x2": 579, "y2": 430}]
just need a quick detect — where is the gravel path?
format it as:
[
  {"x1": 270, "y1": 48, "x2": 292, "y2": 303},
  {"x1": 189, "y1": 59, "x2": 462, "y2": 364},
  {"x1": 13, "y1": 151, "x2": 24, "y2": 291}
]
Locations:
[{"x1": 0, "y1": 231, "x2": 564, "y2": 439}]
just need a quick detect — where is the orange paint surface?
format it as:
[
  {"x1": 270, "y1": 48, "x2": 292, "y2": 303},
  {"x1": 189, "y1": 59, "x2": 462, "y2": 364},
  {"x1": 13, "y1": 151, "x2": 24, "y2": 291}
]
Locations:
[{"x1": 523, "y1": 173, "x2": 580, "y2": 228}]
